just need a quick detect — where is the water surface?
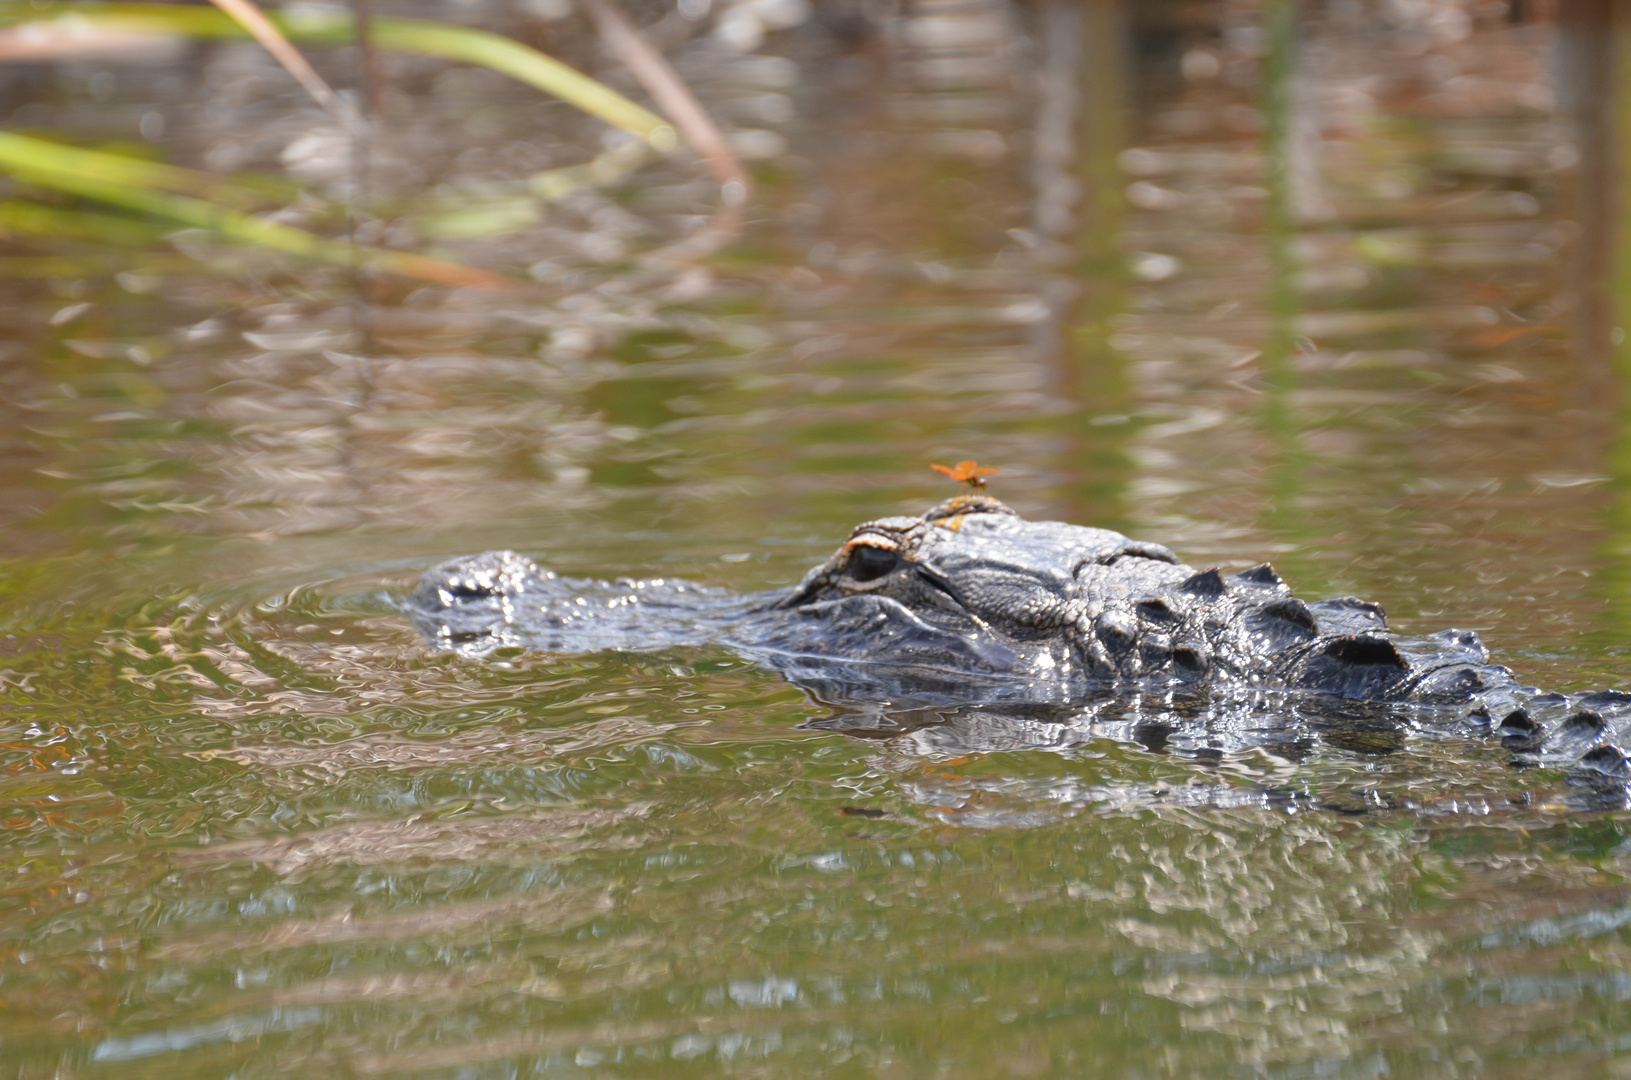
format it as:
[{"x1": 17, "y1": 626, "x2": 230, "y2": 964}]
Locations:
[{"x1": 4, "y1": 1, "x2": 1631, "y2": 1076}]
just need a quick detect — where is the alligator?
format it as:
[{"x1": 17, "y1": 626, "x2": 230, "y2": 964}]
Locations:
[{"x1": 410, "y1": 494, "x2": 1631, "y2": 801}]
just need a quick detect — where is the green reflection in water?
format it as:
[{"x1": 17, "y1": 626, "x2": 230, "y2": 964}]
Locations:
[
  {"x1": 1607, "y1": 0, "x2": 1631, "y2": 651},
  {"x1": 1259, "y1": 0, "x2": 1313, "y2": 581},
  {"x1": 1064, "y1": 0, "x2": 1135, "y2": 530}
]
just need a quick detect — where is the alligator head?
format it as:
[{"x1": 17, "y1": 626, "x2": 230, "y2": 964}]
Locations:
[
  {"x1": 748, "y1": 494, "x2": 1435, "y2": 702},
  {"x1": 751, "y1": 495, "x2": 1186, "y2": 684}
]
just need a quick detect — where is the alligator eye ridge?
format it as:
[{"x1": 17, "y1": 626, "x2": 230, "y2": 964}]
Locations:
[{"x1": 848, "y1": 545, "x2": 900, "y2": 582}]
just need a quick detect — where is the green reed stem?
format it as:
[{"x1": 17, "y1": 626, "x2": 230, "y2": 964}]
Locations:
[
  {"x1": 0, "y1": 3, "x2": 675, "y2": 147},
  {"x1": 0, "y1": 132, "x2": 508, "y2": 287}
]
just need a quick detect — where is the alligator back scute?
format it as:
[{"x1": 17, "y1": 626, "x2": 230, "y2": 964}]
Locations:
[
  {"x1": 1285, "y1": 634, "x2": 1412, "y2": 698},
  {"x1": 1553, "y1": 709, "x2": 1608, "y2": 745},
  {"x1": 1496, "y1": 708, "x2": 1537, "y2": 741},
  {"x1": 1178, "y1": 568, "x2": 1227, "y2": 597},
  {"x1": 1581, "y1": 745, "x2": 1631, "y2": 776},
  {"x1": 1230, "y1": 564, "x2": 1288, "y2": 591},
  {"x1": 1504, "y1": 693, "x2": 1631, "y2": 768},
  {"x1": 1305, "y1": 597, "x2": 1387, "y2": 636},
  {"x1": 1410, "y1": 664, "x2": 1500, "y2": 703},
  {"x1": 1243, "y1": 597, "x2": 1321, "y2": 653},
  {"x1": 1575, "y1": 689, "x2": 1631, "y2": 711}
]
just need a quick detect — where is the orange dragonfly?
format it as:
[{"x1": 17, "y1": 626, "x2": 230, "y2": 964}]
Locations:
[{"x1": 931, "y1": 460, "x2": 1000, "y2": 491}]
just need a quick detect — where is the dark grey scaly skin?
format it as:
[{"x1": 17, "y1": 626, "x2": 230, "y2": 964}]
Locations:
[{"x1": 410, "y1": 495, "x2": 1631, "y2": 797}]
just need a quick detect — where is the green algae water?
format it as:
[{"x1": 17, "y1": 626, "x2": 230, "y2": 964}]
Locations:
[{"x1": 5, "y1": 1, "x2": 1631, "y2": 1076}]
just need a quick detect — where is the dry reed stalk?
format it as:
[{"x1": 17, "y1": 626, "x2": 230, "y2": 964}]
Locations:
[
  {"x1": 350, "y1": 0, "x2": 384, "y2": 115},
  {"x1": 205, "y1": 0, "x2": 362, "y2": 130},
  {"x1": 576, "y1": 0, "x2": 749, "y2": 202}
]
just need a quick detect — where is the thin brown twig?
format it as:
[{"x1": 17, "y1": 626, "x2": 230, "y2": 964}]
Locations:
[
  {"x1": 350, "y1": 0, "x2": 385, "y2": 115},
  {"x1": 205, "y1": 0, "x2": 363, "y2": 131},
  {"x1": 576, "y1": 0, "x2": 749, "y2": 201}
]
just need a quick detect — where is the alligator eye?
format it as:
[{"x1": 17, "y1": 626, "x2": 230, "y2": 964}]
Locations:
[{"x1": 848, "y1": 545, "x2": 899, "y2": 582}]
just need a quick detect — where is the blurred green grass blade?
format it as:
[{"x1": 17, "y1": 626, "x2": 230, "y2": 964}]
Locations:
[
  {"x1": 0, "y1": 132, "x2": 509, "y2": 288},
  {"x1": 367, "y1": 19, "x2": 674, "y2": 148},
  {"x1": 0, "y1": 3, "x2": 675, "y2": 146},
  {"x1": 527, "y1": 139, "x2": 651, "y2": 202},
  {"x1": 418, "y1": 195, "x2": 540, "y2": 240},
  {"x1": 0, "y1": 131, "x2": 327, "y2": 253},
  {"x1": 0, "y1": 128, "x2": 272, "y2": 209},
  {"x1": 0, "y1": 200, "x2": 170, "y2": 246},
  {"x1": 0, "y1": 255, "x2": 108, "y2": 276}
]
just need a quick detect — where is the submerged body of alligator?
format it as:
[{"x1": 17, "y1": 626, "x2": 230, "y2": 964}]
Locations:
[{"x1": 411, "y1": 495, "x2": 1631, "y2": 796}]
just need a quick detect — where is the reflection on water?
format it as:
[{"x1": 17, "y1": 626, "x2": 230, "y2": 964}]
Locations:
[{"x1": 4, "y1": 0, "x2": 1631, "y2": 1076}]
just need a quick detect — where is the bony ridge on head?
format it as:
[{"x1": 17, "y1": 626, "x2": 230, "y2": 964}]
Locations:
[{"x1": 923, "y1": 494, "x2": 1017, "y2": 532}]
